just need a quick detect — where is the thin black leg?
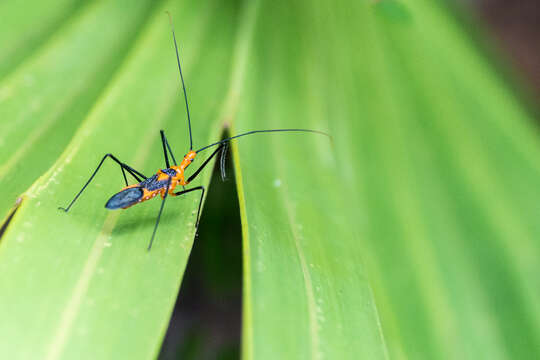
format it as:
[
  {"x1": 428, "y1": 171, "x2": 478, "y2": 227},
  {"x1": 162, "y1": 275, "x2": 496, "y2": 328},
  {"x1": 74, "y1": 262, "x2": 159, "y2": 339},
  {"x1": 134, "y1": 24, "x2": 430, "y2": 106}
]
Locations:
[
  {"x1": 160, "y1": 130, "x2": 177, "y2": 167},
  {"x1": 147, "y1": 177, "x2": 172, "y2": 251},
  {"x1": 174, "y1": 186, "x2": 205, "y2": 228},
  {"x1": 58, "y1": 153, "x2": 147, "y2": 212},
  {"x1": 186, "y1": 144, "x2": 224, "y2": 184},
  {"x1": 113, "y1": 155, "x2": 147, "y2": 182},
  {"x1": 147, "y1": 185, "x2": 205, "y2": 251},
  {"x1": 160, "y1": 130, "x2": 170, "y2": 168},
  {"x1": 164, "y1": 135, "x2": 177, "y2": 166},
  {"x1": 119, "y1": 166, "x2": 129, "y2": 187}
]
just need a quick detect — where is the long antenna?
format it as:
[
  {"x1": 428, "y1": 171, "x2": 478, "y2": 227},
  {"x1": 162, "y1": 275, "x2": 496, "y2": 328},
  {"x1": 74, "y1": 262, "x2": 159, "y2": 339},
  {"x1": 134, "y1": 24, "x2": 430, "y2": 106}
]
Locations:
[
  {"x1": 195, "y1": 129, "x2": 331, "y2": 153},
  {"x1": 167, "y1": 11, "x2": 193, "y2": 150}
]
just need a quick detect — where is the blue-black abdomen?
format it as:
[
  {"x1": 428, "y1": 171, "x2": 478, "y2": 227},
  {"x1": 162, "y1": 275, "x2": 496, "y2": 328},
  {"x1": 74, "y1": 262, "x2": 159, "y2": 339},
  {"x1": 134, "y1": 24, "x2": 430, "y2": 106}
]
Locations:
[{"x1": 105, "y1": 187, "x2": 144, "y2": 210}]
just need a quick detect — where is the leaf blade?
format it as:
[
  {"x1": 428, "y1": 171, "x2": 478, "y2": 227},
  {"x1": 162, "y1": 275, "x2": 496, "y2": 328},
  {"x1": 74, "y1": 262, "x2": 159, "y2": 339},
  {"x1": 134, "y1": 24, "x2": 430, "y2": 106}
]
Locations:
[{"x1": 0, "y1": 1, "x2": 239, "y2": 358}]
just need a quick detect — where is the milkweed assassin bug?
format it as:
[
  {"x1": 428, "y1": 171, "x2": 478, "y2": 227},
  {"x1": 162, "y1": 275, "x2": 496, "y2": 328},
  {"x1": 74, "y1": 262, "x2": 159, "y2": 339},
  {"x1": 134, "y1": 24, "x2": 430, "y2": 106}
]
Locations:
[{"x1": 59, "y1": 13, "x2": 330, "y2": 250}]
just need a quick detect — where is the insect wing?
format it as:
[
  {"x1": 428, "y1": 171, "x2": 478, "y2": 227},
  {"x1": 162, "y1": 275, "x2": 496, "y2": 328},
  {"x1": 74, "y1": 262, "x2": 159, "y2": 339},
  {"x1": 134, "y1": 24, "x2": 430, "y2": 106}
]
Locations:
[{"x1": 105, "y1": 187, "x2": 144, "y2": 209}]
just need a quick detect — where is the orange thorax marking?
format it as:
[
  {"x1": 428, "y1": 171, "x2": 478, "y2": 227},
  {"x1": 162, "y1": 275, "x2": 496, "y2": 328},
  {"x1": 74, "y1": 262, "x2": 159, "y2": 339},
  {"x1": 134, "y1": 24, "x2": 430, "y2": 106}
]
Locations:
[
  {"x1": 169, "y1": 150, "x2": 197, "y2": 186},
  {"x1": 119, "y1": 151, "x2": 197, "y2": 206}
]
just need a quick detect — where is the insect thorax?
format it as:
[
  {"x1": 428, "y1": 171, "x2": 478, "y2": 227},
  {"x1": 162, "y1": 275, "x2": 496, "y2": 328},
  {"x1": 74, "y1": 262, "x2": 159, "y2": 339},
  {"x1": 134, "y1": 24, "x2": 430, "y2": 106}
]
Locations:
[
  {"x1": 139, "y1": 168, "x2": 177, "y2": 191},
  {"x1": 160, "y1": 168, "x2": 177, "y2": 177}
]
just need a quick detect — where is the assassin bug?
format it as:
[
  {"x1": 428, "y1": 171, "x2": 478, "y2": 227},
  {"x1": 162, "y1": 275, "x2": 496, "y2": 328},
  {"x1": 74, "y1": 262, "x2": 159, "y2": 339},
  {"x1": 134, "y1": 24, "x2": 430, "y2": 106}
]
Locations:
[{"x1": 59, "y1": 13, "x2": 330, "y2": 250}]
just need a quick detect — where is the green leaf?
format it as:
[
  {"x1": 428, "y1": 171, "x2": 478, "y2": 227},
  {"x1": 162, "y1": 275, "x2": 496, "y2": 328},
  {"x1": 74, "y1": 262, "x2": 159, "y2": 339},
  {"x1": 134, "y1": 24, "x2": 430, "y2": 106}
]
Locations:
[
  {"x1": 0, "y1": 0, "x2": 155, "y2": 217},
  {"x1": 0, "y1": 0, "x2": 81, "y2": 80},
  {"x1": 231, "y1": 0, "x2": 540, "y2": 359},
  {"x1": 2, "y1": 0, "x2": 540, "y2": 359},
  {"x1": 0, "y1": 1, "x2": 239, "y2": 358},
  {"x1": 231, "y1": 1, "x2": 388, "y2": 358}
]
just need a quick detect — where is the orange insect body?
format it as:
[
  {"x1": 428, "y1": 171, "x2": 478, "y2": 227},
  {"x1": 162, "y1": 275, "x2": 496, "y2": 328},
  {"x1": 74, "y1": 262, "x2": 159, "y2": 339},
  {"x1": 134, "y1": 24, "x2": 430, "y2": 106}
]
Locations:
[{"x1": 117, "y1": 151, "x2": 198, "y2": 209}]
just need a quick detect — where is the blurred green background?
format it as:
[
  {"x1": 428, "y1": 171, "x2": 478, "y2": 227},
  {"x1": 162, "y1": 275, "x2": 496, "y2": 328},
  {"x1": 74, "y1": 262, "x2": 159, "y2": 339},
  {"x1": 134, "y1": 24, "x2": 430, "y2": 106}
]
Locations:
[{"x1": 1, "y1": 0, "x2": 539, "y2": 359}]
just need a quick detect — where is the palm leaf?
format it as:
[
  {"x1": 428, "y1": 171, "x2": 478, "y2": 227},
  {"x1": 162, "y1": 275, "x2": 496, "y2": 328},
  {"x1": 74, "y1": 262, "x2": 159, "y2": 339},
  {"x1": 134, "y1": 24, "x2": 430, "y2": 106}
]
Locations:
[{"x1": 1, "y1": 0, "x2": 539, "y2": 359}]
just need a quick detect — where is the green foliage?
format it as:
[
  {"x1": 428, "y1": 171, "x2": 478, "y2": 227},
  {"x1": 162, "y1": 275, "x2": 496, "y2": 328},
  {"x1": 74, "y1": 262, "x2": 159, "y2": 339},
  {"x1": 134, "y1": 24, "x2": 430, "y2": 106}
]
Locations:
[
  {"x1": 0, "y1": 1, "x2": 238, "y2": 358},
  {"x1": 1, "y1": 0, "x2": 539, "y2": 359},
  {"x1": 0, "y1": 0, "x2": 156, "y2": 218}
]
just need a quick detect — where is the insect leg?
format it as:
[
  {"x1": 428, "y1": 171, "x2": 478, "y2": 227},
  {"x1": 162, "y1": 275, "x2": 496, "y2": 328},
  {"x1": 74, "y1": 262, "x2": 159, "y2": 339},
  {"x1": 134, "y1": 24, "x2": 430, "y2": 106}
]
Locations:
[
  {"x1": 147, "y1": 176, "x2": 172, "y2": 251},
  {"x1": 160, "y1": 130, "x2": 177, "y2": 168},
  {"x1": 174, "y1": 186, "x2": 205, "y2": 228},
  {"x1": 119, "y1": 166, "x2": 129, "y2": 187},
  {"x1": 120, "y1": 161, "x2": 147, "y2": 182},
  {"x1": 186, "y1": 144, "x2": 224, "y2": 184},
  {"x1": 58, "y1": 154, "x2": 147, "y2": 212}
]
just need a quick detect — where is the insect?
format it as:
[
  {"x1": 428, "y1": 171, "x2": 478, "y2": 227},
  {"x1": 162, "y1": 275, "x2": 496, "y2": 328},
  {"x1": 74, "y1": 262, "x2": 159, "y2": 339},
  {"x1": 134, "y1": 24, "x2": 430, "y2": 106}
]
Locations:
[{"x1": 59, "y1": 13, "x2": 330, "y2": 250}]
